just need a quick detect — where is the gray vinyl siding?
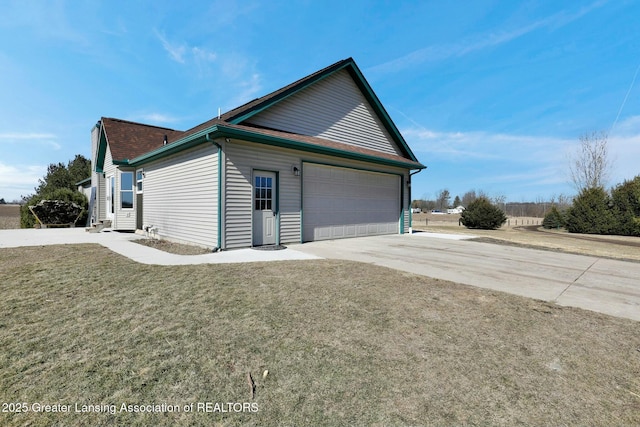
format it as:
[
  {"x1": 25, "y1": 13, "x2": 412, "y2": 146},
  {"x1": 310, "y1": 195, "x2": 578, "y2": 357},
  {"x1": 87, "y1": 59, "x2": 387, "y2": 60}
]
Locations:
[
  {"x1": 245, "y1": 70, "x2": 402, "y2": 156},
  {"x1": 224, "y1": 141, "x2": 302, "y2": 249},
  {"x1": 103, "y1": 160, "x2": 137, "y2": 230},
  {"x1": 100, "y1": 144, "x2": 137, "y2": 231},
  {"x1": 115, "y1": 167, "x2": 136, "y2": 231},
  {"x1": 142, "y1": 144, "x2": 218, "y2": 248}
]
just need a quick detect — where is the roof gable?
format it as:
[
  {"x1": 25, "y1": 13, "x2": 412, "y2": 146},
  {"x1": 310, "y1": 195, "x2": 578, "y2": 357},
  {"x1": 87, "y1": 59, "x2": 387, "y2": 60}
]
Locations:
[
  {"x1": 95, "y1": 118, "x2": 182, "y2": 171},
  {"x1": 245, "y1": 69, "x2": 402, "y2": 156},
  {"x1": 220, "y1": 58, "x2": 420, "y2": 163}
]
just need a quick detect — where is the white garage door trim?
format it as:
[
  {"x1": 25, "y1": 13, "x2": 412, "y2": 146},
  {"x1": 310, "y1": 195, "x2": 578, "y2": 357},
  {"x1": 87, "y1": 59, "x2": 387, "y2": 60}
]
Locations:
[{"x1": 302, "y1": 162, "x2": 401, "y2": 242}]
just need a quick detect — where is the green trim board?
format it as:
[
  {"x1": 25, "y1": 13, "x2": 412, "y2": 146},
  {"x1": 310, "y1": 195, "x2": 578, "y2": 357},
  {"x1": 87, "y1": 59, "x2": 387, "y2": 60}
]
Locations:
[
  {"x1": 75, "y1": 177, "x2": 91, "y2": 186},
  {"x1": 95, "y1": 125, "x2": 108, "y2": 173},
  {"x1": 217, "y1": 143, "x2": 222, "y2": 250}
]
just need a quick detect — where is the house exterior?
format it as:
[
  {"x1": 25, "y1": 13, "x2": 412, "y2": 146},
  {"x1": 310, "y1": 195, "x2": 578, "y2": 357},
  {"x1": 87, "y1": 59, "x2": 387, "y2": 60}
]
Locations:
[{"x1": 89, "y1": 58, "x2": 426, "y2": 249}]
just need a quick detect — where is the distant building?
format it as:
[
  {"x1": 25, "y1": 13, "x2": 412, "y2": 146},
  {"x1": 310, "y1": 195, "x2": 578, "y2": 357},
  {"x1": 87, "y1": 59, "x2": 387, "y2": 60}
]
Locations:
[{"x1": 447, "y1": 206, "x2": 465, "y2": 214}]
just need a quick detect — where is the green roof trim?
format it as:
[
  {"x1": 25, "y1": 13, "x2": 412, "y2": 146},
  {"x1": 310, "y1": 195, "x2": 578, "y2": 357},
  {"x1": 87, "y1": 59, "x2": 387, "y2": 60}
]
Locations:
[
  {"x1": 75, "y1": 177, "x2": 91, "y2": 186},
  {"x1": 95, "y1": 124, "x2": 108, "y2": 173},
  {"x1": 127, "y1": 124, "x2": 425, "y2": 170}
]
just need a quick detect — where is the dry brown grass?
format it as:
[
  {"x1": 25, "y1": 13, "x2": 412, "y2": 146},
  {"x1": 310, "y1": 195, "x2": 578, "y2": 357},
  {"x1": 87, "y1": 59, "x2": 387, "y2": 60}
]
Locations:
[
  {"x1": 412, "y1": 213, "x2": 640, "y2": 262},
  {"x1": 1, "y1": 244, "x2": 639, "y2": 426},
  {"x1": 0, "y1": 204, "x2": 20, "y2": 229}
]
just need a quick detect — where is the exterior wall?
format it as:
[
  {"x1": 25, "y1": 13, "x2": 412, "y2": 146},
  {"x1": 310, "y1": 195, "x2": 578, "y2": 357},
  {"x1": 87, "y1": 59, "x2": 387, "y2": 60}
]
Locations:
[
  {"x1": 101, "y1": 146, "x2": 116, "y2": 223},
  {"x1": 90, "y1": 124, "x2": 101, "y2": 224},
  {"x1": 223, "y1": 139, "x2": 409, "y2": 249},
  {"x1": 245, "y1": 69, "x2": 402, "y2": 156},
  {"x1": 223, "y1": 140, "x2": 302, "y2": 249},
  {"x1": 114, "y1": 167, "x2": 136, "y2": 230},
  {"x1": 96, "y1": 149, "x2": 136, "y2": 230},
  {"x1": 142, "y1": 144, "x2": 218, "y2": 248}
]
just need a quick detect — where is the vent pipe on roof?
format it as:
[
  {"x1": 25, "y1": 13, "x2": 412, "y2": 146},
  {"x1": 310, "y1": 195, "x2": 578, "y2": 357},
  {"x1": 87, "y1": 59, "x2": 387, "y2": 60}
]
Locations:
[
  {"x1": 218, "y1": 108, "x2": 221, "y2": 120},
  {"x1": 163, "y1": 135, "x2": 168, "y2": 145}
]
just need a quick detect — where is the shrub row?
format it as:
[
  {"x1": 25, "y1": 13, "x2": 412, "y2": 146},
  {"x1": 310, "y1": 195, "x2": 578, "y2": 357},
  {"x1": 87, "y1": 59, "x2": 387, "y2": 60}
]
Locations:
[{"x1": 543, "y1": 176, "x2": 640, "y2": 236}]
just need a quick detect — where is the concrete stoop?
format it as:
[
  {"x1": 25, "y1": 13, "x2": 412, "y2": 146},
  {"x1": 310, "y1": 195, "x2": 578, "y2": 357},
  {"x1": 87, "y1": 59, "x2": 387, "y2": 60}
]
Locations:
[{"x1": 87, "y1": 219, "x2": 112, "y2": 233}]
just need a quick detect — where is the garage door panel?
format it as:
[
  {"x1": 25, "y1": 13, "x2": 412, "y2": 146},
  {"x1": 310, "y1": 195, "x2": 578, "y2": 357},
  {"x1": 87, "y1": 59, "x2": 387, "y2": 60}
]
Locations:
[{"x1": 303, "y1": 163, "x2": 400, "y2": 242}]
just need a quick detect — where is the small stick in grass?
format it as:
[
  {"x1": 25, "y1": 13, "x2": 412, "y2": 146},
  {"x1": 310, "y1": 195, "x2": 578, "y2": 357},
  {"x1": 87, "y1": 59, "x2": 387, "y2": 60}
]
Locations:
[{"x1": 247, "y1": 372, "x2": 256, "y2": 399}]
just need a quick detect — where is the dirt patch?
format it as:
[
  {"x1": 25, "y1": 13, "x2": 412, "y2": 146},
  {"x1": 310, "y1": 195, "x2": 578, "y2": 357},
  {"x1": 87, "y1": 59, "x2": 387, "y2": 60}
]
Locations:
[
  {"x1": 134, "y1": 238, "x2": 211, "y2": 255},
  {"x1": 0, "y1": 204, "x2": 20, "y2": 229}
]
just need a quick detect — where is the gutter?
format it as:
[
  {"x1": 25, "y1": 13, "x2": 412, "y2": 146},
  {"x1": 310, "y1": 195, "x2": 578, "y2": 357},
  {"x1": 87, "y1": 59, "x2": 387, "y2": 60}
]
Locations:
[{"x1": 206, "y1": 133, "x2": 223, "y2": 252}]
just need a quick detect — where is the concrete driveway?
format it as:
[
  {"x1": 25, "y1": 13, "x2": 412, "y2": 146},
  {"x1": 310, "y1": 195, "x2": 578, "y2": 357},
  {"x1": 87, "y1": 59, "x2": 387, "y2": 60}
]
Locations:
[{"x1": 295, "y1": 232, "x2": 640, "y2": 322}]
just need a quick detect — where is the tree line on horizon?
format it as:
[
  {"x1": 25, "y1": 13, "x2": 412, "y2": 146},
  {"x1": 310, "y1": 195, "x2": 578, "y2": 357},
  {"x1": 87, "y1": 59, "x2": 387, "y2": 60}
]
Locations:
[
  {"x1": 414, "y1": 131, "x2": 639, "y2": 235},
  {"x1": 411, "y1": 189, "x2": 573, "y2": 218}
]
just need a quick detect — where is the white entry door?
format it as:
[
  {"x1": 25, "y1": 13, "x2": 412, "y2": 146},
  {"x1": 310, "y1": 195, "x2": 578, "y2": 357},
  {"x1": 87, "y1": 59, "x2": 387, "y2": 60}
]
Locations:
[
  {"x1": 252, "y1": 171, "x2": 276, "y2": 246},
  {"x1": 106, "y1": 175, "x2": 115, "y2": 221}
]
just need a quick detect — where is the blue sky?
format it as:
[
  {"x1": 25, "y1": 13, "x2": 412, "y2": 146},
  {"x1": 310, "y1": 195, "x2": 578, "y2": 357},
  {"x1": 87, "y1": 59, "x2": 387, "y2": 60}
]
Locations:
[{"x1": 1, "y1": 0, "x2": 639, "y2": 203}]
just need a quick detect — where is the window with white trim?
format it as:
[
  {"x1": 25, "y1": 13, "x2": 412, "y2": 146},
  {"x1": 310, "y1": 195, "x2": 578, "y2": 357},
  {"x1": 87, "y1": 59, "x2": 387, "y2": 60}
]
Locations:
[{"x1": 121, "y1": 171, "x2": 134, "y2": 209}]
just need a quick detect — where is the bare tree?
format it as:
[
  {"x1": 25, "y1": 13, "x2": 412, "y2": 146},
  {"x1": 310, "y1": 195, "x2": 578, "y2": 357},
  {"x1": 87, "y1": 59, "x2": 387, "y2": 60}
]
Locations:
[
  {"x1": 568, "y1": 131, "x2": 613, "y2": 192},
  {"x1": 436, "y1": 189, "x2": 451, "y2": 210},
  {"x1": 461, "y1": 190, "x2": 477, "y2": 208}
]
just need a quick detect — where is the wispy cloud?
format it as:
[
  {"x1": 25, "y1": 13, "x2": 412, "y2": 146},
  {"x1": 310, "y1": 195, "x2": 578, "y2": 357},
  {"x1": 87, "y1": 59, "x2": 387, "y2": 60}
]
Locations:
[
  {"x1": 129, "y1": 113, "x2": 181, "y2": 126},
  {"x1": 403, "y1": 127, "x2": 572, "y2": 163},
  {"x1": 609, "y1": 115, "x2": 640, "y2": 184},
  {"x1": 154, "y1": 30, "x2": 217, "y2": 66},
  {"x1": 155, "y1": 30, "x2": 187, "y2": 63},
  {"x1": 230, "y1": 73, "x2": 262, "y2": 107},
  {"x1": 369, "y1": 0, "x2": 608, "y2": 74},
  {"x1": 0, "y1": 162, "x2": 46, "y2": 200},
  {"x1": 0, "y1": 132, "x2": 56, "y2": 140},
  {"x1": 0, "y1": 132, "x2": 61, "y2": 150},
  {"x1": 405, "y1": 115, "x2": 639, "y2": 198}
]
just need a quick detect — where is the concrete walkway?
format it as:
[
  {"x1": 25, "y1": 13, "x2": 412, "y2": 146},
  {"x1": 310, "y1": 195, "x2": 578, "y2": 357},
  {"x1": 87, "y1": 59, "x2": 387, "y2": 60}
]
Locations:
[
  {"x1": 294, "y1": 232, "x2": 640, "y2": 322},
  {"x1": 0, "y1": 228, "x2": 320, "y2": 264}
]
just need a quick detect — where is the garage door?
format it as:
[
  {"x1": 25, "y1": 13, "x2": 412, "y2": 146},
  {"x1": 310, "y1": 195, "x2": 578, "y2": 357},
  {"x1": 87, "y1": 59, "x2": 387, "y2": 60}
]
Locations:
[{"x1": 303, "y1": 163, "x2": 400, "y2": 241}]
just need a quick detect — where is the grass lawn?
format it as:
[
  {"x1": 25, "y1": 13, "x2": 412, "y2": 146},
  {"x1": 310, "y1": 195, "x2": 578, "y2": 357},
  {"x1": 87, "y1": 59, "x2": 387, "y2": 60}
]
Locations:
[{"x1": 1, "y1": 244, "x2": 639, "y2": 426}]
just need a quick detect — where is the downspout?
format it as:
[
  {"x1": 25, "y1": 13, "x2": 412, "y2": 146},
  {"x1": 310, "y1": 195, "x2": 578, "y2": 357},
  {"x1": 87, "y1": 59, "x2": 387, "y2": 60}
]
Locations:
[
  {"x1": 408, "y1": 169, "x2": 422, "y2": 234},
  {"x1": 207, "y1": 134, "x2": 223, "y2": 251}
]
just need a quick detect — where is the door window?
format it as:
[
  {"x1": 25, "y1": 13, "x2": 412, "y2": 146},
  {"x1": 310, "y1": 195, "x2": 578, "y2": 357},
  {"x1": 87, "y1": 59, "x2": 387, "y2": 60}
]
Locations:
[{"x1": 254, "y1": 176, "x2": 273, "y2": 211}]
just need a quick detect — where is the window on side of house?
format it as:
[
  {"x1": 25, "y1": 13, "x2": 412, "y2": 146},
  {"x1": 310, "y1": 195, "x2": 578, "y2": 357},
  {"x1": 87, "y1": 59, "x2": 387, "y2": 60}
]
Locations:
[
  {"x1": 121, "y1": 171, "x2": 134, "y2": 209},
  {"x1": 136, "y1": 170, "x2": 143, "y2": 193}
]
